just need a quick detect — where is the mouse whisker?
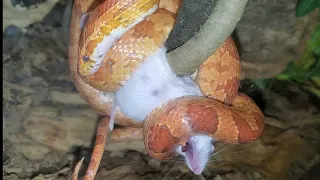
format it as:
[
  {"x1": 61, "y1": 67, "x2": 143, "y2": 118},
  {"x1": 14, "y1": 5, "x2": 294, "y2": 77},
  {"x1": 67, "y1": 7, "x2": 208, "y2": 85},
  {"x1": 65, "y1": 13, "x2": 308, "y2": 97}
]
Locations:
[
  {"x1": 174, "y1": 161, "x2": 186, "y2": 164},
  {"x1": 222, "y1": 150, "x2": 246, "y2": 155},
  {"x1": 172, "y1": 156, "x2": 185, "y2": 162},
  {"x1": 175, "y1": 158, "x2": 185, "y2": 161},
  {"x1": 208, "y1": 158, "x2": 220, "y2": 162},
  {"x1": 213, "y1": 143, "x2": 231, "y2": 152},
  {"x1": 210, "y1": 145, "x2": 231, "y2": 157},
  {"x1": 211, "y1": 149, "x2": 247, "y2": 157},
  {"x1": 208, "y1": 150, "x2": 247, "y2": 163}
]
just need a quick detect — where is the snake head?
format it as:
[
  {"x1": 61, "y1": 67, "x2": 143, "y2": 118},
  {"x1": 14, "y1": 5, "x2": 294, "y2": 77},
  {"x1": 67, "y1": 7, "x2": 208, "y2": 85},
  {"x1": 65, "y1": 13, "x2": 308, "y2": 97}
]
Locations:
[
  {"x1": 78, "y1": 39, "x2": 106, "y2": 77},
  {"x1": 77, "y1": 0, "x2": 161, "y2": 78}
]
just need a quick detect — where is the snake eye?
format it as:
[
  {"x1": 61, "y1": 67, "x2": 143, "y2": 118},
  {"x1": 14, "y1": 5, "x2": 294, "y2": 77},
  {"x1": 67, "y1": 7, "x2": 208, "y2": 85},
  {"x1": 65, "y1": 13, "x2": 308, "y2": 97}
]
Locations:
[{"x1": 82, "y1": 55, "x2": 90, "y2": 62}]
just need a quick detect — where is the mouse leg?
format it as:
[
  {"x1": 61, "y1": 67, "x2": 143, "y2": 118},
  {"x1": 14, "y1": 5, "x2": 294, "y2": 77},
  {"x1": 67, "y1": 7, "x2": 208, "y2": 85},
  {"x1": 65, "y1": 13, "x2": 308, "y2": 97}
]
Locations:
[{"x1": 109, "y1": 101, "x2": 117, "y2": 131}]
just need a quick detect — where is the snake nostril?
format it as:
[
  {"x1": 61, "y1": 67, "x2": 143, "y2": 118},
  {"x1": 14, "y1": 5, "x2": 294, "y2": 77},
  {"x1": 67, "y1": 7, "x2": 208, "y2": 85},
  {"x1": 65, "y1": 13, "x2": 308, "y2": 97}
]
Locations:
[{"x1": 82, "y1": 55, "x2": 90, "y2": 62}]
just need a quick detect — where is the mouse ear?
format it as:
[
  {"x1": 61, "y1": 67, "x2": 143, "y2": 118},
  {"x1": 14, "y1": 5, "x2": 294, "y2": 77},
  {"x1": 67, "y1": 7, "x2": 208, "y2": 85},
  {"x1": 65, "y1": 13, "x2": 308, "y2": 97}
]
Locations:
[{"x1": 143, "y1": 94, "x2": 264, "y2": 160}]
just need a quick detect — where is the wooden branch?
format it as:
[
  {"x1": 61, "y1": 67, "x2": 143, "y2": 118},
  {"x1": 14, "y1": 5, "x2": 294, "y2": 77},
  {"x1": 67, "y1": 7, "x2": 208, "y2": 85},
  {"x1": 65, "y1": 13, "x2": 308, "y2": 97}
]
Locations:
[{"x1": 166, "y1": 0, "x2": 248, "y2": 74}]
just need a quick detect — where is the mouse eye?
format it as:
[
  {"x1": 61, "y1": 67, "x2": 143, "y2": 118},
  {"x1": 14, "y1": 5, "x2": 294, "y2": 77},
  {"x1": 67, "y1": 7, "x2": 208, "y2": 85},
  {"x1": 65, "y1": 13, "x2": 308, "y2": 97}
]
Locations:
[
  {"x1": 181, "y1": 146, "x2": 187, "y2": 152},
  {"x1": 181, "y1": 142, "x2": 189, "y2": 152},
  {"x1": 211, "y1": 139, "x2": 215, "y2": 145}
]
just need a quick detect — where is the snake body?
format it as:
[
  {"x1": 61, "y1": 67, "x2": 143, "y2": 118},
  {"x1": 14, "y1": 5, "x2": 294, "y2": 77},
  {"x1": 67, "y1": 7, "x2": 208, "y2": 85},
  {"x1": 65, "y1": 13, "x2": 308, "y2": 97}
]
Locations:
[{"x1": 69, "y1": 0, "x2": 264, "y2": 179}]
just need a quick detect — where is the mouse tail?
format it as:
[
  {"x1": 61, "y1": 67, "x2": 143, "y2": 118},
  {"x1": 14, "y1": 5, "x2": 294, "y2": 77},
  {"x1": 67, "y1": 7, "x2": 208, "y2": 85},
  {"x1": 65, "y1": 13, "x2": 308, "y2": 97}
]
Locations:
[{"x1": 109, "y1": 99, "x2": 118, "y2": 131}]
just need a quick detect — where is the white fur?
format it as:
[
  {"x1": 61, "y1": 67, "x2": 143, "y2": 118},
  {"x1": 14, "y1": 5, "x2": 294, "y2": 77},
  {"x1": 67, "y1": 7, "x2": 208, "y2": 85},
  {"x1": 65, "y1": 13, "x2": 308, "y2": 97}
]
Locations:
[
  {"x1": 176, "y1": 135, "x2": 215, "y2": 175},
  {"x1": 115, "y1": 47, "x2": 203, "y2": 121},
  {"x1": 89, "y1": 5, "x2": 158, "y2": 74},
  {"x1": 80, "y1": 12, "x2": 91, "y2": 29}
]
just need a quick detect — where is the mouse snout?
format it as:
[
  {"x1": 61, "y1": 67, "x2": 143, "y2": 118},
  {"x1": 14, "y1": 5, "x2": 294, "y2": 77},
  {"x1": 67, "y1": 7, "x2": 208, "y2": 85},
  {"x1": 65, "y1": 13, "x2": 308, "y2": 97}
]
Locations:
[
  {"x1": 191, "y1": 166, "x2": 204, "y2": 175},
  {"x1": 176, "y1": 135, "x2": 213, "y2": 175},
  {"x1": 188, "y1": 157, "x2": 205, "y2": 175}
]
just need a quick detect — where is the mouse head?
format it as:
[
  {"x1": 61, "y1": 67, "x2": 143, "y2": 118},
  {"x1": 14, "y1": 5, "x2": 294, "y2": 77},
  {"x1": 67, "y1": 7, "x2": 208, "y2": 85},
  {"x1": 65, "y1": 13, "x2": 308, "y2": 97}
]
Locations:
[{"x1": 176, "y1": 135, "x2": 215, "y2": 174}]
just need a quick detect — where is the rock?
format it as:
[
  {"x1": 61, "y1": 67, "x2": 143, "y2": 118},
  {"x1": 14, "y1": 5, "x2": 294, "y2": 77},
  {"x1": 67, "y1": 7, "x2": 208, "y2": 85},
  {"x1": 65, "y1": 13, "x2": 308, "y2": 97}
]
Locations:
[
  {"x1": 49, "y1": 91, "x2": 88, "y2": 105},
  {"x1": 23, "y1": 107, "x2": 97, "y2": 152},
  {"x1": 3, "y1": 25, "x2": 23, "y2": 38},
  {"x1": 236, "y1": 0, "x2": 319, "y2": 79},
  {"x1": 3, "y1": 0, "x2": 60, "y2": 31},
  {"x1": 148, "y1": 158, "x2": 162, "y2": 171}
]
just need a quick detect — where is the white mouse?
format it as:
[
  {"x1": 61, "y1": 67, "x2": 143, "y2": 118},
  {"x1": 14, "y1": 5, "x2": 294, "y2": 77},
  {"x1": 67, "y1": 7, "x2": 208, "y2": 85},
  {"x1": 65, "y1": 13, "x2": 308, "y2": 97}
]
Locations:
[
  {"x1": 115, "y1": 47, "x2": 214, "y2": 174},
  {"x1": 176, "y1": 135, "x2": 215, "y2": 174},
  {"x1": 81, "y1": 12, "x2": 214, "y2": 173},
  {"x1": 115, "y1": 47, "x2": 202, "y2": 121},
  {"x1": 80, "y1": 9, "x2": 216, "y2": 175}
]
